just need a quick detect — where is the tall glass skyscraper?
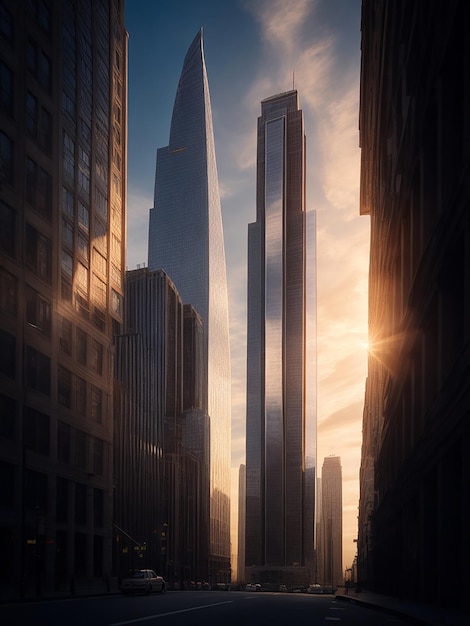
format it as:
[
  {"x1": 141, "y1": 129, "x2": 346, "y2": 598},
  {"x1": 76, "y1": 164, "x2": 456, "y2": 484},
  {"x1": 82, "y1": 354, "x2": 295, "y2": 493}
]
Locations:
[
  {"x1": 148, "y1": 30, "x2": 231, "y2": 581},
  {"x1": 245, "y1": 91, "x2": 316, "y2": 588}
]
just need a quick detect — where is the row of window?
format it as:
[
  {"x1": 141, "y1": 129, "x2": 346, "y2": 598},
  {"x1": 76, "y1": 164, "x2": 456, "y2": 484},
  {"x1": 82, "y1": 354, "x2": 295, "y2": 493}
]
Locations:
[
  {"x1": 0, "y1": 395, "x2": 105, "y2": 476},
  {"x1": 0, "y1": 334, "x2": 106, "y2": 422},
  {"x1": 0, "y1": 460, "x2": 104, "y2": 529}
]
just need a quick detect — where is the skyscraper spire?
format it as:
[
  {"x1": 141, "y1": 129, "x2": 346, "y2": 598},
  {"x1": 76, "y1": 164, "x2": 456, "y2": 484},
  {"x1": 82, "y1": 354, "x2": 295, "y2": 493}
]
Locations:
[{"x1": 148, "y1": 30, "x2": 232, "y2": 582}]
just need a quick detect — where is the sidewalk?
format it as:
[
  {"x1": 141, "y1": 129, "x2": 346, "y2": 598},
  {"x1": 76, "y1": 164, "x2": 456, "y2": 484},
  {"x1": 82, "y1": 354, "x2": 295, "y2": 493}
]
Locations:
[
  {"x1": 0, "y1": 577, "x2": 121, "y2": 604},
  {"x1": 335, "y1": 588, "x2": 469, "y2": 626}
]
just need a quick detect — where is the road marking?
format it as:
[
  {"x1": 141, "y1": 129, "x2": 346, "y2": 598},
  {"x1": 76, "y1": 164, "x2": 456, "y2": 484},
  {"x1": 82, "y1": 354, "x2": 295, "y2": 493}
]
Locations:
[{"x1": 108, "y1": 600, "x2": 233, "y2": 625}]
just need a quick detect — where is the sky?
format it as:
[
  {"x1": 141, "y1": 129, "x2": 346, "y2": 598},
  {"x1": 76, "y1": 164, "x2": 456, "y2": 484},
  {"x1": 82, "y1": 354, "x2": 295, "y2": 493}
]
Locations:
[{"x1": 124, "y1": 0, "x2": 369, "y2": 573}]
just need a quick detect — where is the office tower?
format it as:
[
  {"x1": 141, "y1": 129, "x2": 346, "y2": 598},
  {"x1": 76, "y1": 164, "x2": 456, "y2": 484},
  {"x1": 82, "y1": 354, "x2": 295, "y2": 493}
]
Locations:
[
  {"x1": 237, "y1": 464, "x2": 246, "y2": 583},
  {"x1": 114, "y1": 268, "x2": 209, "y2": 584},
  {"x1": 245, "y1": 90, "x2": 316, "y2": 588},
  {"x1": 147, "y1": 30, "x2": 231, "y2": 581},
  {"x1": 318, "y1": 456, "x2": 342, "y2": 587},
  {"x1": 358, "y1": 0, "x2": 469, "y2": 612},
  {"x1": 0, "y1": 0, "x2": 126, "y2": 597}
]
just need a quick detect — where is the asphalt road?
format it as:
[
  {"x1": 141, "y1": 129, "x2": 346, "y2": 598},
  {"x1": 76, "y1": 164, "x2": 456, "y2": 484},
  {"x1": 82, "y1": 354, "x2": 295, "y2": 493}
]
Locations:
[{"x1": 0, "y1": 590, "x2": 409, "y2": 626}]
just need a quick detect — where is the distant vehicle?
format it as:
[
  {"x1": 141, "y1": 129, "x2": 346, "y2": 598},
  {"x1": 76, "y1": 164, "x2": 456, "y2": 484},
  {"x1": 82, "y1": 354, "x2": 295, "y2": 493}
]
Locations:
[
  {"x1": 120, "y1": 569, "x2": 165, "y2": 595},
  {"x1": 245, "y1": 583, "x2": 261, "y2": 592},
  {"x1": 278, "y1": 584, "x2": 288, "y2": 592},
  {"x1": 307, "y1": 584, "x2": 323, "y2": 594},
  {"x1": 321, "y1": 585, "x2": 337, "y2": 594}
]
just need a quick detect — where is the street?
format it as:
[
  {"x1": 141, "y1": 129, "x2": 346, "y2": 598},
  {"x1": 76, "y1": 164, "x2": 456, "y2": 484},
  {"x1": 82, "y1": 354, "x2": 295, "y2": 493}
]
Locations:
[{"x1": 0, "y1": 590, "x2": 408, "y2": 625}]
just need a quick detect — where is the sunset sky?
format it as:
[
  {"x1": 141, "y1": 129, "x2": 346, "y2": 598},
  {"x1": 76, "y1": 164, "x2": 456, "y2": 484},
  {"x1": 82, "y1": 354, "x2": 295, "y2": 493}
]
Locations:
[{"x1": 124, "y1": 0, "x2": 369, "y2": 572}]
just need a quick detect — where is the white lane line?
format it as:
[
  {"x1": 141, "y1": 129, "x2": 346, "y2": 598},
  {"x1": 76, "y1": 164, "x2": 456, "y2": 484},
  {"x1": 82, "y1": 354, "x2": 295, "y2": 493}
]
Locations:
[{"x1": 109, "y1": 600, "x2": 233, "y2": 625}]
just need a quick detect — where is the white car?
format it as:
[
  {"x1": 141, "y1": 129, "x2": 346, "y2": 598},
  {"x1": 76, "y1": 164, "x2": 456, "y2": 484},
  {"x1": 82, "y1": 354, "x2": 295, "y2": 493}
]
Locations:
[
  {"x1": 307, "y1": 584, "x2": 323, "y2": 594},
  {"x1": 120, "y1": 569, "x2": 166, "y2": 594}
]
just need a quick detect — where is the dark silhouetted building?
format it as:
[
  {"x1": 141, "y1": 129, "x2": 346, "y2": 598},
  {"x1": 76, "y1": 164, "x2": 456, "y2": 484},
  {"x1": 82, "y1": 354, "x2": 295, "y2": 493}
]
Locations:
[
  {"x1": 114, "y1": 268, "x2": 209, "y2": 586},
  {"x1": 358, "y1": 0, "x2": 470, "y2": 612},
  {"x1": 245, "y1": 91, "x2": 316, "y2": 588},
  {"x1": 317, "y1": 456, "x2": 342, "y2": 587},
  {"x1": 0, "y1": 0, "x2": 126, "y2": 597}
]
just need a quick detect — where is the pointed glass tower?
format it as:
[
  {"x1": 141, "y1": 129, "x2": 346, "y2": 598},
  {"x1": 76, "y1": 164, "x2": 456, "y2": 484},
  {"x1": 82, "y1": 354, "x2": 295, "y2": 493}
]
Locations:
[{"x1": 148, "y1": 30, "x2": 231, "y2": 580}]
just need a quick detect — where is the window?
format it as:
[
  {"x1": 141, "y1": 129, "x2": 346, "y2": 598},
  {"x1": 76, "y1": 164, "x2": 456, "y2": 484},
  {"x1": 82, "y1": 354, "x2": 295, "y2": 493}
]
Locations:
[
  {"x1": 94, "y1": 218, "x2": 107, "y2": 246},
  {"x1": 0, "y1": 329, "x2": 15, "y2": 378},
  {"x1": 26, "y1": 91, "x2": 38, "y2": 137},
  {"x1": 112, "y1": 172, "x2": 121, "y2": 197},
  {"x1": 24, "y1": 407, "x2": 50, "y2": 455},
  {"x1": 93, "y1": 440, "x2": 104, "y2": 476},
  {"x1": 0, "y1": 61, "x2": 13, "y2": 114},
  {"x1": 95, "y1": 188, "x2": 107, "y2": 221},
  {"x1": 30, "y1": 0, "x2": 51, "y2": 36},
  {"x1": 90, "y1": 339, "x2": 103, "y2": 375},
  {"x1": 57, "y1": 421, "x2": 71, "y2": 463},
  {"x1": 78, "y1": 146, "x2": 90, "y2": 194},
  {"x1": 80, "y1": 118, "x2": 91, "y2": 143},
  {"x1": 92, "y1": 273, "x2": 107, "y2": 308},
  {"x1": 75, "y1": 261, "x2": 88, "y2": 297},
  {"x1": 25, "y1": 469, "x2": 48, "y2": 512},
  {"x1": 95, "y1": 156, "x2": 107, "y2": 185},
  {"x1": 0, "y1": 394, "x2": 15, "y2": 439},
  {"x1": 59, "y1": 316, "x2": 72, "y2": 355},
  {"x1": 0, "y1": 267, "x2": 16, "y2": 314},
  {"x1": 26, "y1": 157, "x2": 37, "y2": 206},
  {"x1": 27, "y1": 38, "x2": 37, "y2": 74},
  {"x1": 0, "y1": 199, "x2": 15, "y2": 257},
  {"x1": 111, "y1": 289, "x2": 123, "y2": 317},
  {"x1": 78, "y1": 201, "x2": 89, "y2": 232},
  {"x1": 0, "y1": 462, "x2": 14, "y2": 508},
  {"x1": 62, "y1": 90, "x2": 75, "y2": 120},
  {"x1": 61, "y1": 273, "x2": 72, "y2": 302},
  {"x1": 0, "y1": 130, "x2": 13, "y2": 185},
  {"x1": 25, "y1": 224, "x2": 52, "y2": 283},
  {"x1": 111, "y1": 263, "x2": 121, "y2": 286},
  {"x1": 62, "y1": 186, "x2": 74, "y2": 218},
  {"x1": 77, "y1": 232, "x2": 89, "y2": 261},
  {"x1": 56, "y1": 477, "x2": 69, "y2": 522},
  {"x1": 25, "y1": 285, "x2": 51, "y2": 335},
  {"x1": 61, "y1": 249, "x2": 73, "y2": 278},
  {"x1": 38, "y1": 51, "x2": 51, "y2": 93},
  {"x1": 92, "y1": 248, "x2": 107, "y2": 277},
  {"x1": 57, "y1": 365, "x2": 72, "y2": 407},
  {"x1": 0, "y1": 2, "x2": 14, "y2": 44},
  {"x1": 76, "y1": 376, "x2": 86, "y2": 414},
  {"x1": 63, "y1": 132, "x2": 75, "y2": 180},
  {"x1": 62, "y1": 217, "x2": 73, "y2": 249},
  {"x1": 77, "y1": 328, "x2": 87, "y2": 365},
  {"x1": 37, "y1": 166, "x2": 52, "y2": 219},
  {"x1": 26, "y1": 158, "x2": 52, "y2": 219},
  {"x1": 26, "y1": 345, "x2": 50, "y2": 395},
  {"x1": 74, "y1": 432, "x2": 87, "y2": 471},
  {"x1": 75, "y1": 483, "x2": 87, "y2": 524},
  {"x1": 39, "y1": 107, "x2": 52, "y2": 154},
  {"x1": 93, "y1": 488, "x2": 104, "y2": 526},
  {"x1": 90, "y1": 385, "x2": 102, "y2": 422}
]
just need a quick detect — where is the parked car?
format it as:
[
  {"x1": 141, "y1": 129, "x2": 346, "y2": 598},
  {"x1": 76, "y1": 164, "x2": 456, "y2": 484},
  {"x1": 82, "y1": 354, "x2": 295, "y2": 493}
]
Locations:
[
  {"x1": 278, "y1": 584, "x2": 288, "y2": 592},
  {"x1": 120, "y1": 569, "x2": 165, "y2": 595},
  {"x1": 307, "y1": 584, "x2": 323, "y2": 594}
]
